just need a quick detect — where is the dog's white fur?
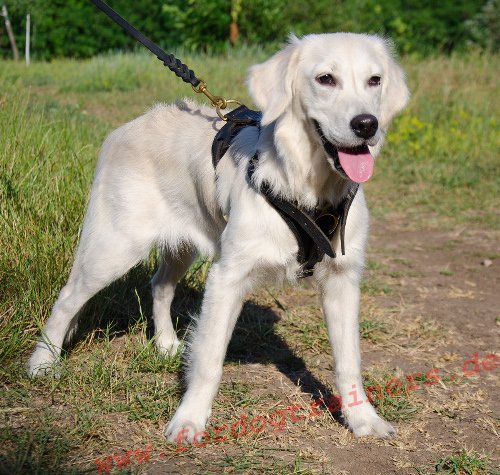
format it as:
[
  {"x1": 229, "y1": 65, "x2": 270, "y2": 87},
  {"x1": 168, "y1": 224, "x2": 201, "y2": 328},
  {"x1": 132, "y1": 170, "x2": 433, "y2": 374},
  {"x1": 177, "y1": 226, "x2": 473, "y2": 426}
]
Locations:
[{"x1": 28, "y1": 33, "x2": 409, "y2": 440}]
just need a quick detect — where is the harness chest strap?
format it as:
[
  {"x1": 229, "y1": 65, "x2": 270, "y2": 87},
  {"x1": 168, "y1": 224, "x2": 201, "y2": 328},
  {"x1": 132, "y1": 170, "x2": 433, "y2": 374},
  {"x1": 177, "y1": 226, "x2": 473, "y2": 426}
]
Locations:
[{"x1": 211, "y1": 105, "x2": 359, "y2": 277}]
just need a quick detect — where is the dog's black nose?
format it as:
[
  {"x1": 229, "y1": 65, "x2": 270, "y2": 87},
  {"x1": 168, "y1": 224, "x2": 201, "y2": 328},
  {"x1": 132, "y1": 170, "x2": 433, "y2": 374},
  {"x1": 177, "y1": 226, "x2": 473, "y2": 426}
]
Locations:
[{"x1": 350, "y1": 114, "x2": 378, "y2": 139}]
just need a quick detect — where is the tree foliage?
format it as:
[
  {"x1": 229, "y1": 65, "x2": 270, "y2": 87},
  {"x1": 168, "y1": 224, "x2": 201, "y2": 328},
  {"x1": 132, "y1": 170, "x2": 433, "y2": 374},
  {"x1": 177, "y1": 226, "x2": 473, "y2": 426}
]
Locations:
[{"x1": 0, "y1": 0, "x2": 496, "y2": 59}]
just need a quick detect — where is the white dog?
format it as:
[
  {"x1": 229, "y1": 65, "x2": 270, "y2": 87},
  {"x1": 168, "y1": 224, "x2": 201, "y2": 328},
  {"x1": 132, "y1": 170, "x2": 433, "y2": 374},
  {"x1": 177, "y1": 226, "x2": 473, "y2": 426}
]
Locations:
[{"x1": 29, "y1": 33, "x2": 409, "y2": 441}]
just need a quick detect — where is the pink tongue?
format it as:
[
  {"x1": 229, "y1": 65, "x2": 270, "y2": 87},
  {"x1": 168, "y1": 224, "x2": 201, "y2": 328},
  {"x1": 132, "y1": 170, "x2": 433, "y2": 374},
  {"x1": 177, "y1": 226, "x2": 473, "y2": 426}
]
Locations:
[{"x1": 337, "y1": 147, "x2": 374, "y2": 183}]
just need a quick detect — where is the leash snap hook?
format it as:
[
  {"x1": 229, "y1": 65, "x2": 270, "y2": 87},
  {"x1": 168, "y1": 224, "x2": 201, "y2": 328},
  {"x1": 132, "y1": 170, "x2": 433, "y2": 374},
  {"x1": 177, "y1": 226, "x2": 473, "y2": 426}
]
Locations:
[
  {"x1": 193, "y1": 78, "x2": 241, "y2": 121},
  {"x1": 192, "y1": 78, "x2": 226, "y2": 107},
  {"x1": 216, "y1": 99, "x2": 242, "y2": 120}
]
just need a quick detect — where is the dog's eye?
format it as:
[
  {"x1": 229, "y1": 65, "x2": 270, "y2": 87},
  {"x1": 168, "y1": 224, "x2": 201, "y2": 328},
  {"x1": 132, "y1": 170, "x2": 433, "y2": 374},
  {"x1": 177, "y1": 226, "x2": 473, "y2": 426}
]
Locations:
[
  {"x1": 316, "y1": 74, "x2": 336, "y2": 86},
  {"x1": 368, "y1": 76, "x2": 381, "y2": 87}
]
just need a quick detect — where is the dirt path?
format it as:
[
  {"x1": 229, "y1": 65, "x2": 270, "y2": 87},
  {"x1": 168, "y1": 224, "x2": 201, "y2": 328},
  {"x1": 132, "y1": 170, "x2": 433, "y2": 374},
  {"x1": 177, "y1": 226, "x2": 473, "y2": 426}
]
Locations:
[{"x1": 111, "y1": 220, "x2": 499, "y2": 474}]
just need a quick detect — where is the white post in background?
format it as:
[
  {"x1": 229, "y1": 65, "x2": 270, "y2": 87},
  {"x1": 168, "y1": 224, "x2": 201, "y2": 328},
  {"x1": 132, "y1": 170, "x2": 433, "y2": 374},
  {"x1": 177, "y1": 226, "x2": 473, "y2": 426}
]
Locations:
[
  {"x1": 1, "y1": 4, "x2": 19, "y2": 60},
  {"x1": 25, "y1": 13, "x2": 30, "y2": 66}
]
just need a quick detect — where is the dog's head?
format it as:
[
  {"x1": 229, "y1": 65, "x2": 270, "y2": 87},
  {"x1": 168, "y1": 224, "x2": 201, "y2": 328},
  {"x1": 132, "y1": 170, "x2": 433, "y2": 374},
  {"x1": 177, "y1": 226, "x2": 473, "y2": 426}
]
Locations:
[{"x1": 248, "y1": 33, "x2": 409, "y2": 183}]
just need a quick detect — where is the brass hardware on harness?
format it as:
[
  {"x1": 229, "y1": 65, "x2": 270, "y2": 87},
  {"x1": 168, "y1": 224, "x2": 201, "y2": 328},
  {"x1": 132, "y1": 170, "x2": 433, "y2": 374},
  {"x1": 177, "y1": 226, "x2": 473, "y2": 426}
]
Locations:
[
  {"x1": 192, "y1": 79, "x2": 241, "y2": 121},
  {"x1": 315, "y1": 212, "x2": 340, "y2": 237}
]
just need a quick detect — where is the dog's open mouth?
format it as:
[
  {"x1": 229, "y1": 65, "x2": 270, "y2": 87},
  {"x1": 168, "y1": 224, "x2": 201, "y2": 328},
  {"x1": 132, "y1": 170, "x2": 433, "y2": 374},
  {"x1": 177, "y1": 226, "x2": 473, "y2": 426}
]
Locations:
[
  {"x1": 336, "y1": 145, "x2": 374, "y2": 183},
  {"x1": 314, "y1": 121, "x2": 374, "y2": 184}
]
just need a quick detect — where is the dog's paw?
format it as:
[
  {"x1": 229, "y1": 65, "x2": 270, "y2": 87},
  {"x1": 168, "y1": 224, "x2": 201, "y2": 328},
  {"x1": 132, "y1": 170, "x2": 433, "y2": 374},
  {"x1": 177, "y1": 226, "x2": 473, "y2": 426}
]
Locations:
[
  {"x1": 155, "y1": 336, "x2": 182, "y2": 357},
  {"x1": 27, "y1": 347, "x2": 60, "y2": 378},
  {"x1": 344, "y1": 405, "x2": 396, "y2": 439},
  {"x1": 164, "y1": 417, "x2": 206, "y2": 445},
  {"x1": 164, "y1": 401, "x2": 211, "y2": 445},
  {"x1": 349, "y1": 413, "x2": 396, "y2": 438}
]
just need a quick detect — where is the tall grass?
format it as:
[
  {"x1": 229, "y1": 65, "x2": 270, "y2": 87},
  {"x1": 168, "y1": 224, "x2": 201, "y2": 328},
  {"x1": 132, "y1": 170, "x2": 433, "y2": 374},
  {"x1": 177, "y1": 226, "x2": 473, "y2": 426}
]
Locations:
[{"x1": 0, "y1": 85, "x2": 106, "y2": 362}]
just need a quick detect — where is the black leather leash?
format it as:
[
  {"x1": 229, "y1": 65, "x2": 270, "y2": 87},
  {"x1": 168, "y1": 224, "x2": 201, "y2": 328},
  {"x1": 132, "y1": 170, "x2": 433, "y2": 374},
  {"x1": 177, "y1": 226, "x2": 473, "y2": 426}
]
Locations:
[
  {"x1": 90, "y1": 0, "x2": 200, "y2": 87},
  {"x1": 90, "y1": 0, "x2": 240, "y2": 117}
]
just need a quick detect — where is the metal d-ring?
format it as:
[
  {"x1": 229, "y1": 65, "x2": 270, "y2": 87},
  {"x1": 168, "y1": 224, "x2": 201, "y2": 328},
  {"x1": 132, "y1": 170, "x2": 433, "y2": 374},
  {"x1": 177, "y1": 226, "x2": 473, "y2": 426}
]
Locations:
[{"x1": 315, "y1": 212, "x2": 340, "y2": 236}]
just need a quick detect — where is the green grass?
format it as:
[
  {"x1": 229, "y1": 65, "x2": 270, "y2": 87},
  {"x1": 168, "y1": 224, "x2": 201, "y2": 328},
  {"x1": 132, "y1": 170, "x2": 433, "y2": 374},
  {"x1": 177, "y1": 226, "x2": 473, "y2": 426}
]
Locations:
[
  {"x1": 206, "y1": 451, "x2": 316, "y2": 475},
  {"x1": 434, "y1": 449, "x2": 489, "y2": 474},
  {"x1": 1, "y1": 49, "x2": 264, "y2": 127},
  {"x1": 0, "y1": 418, "x2": 85, "y2": 475},
  {"x1": 414, "y1": 449, "x2": 492, "y2": 475},
  {"x1": 0, "y1": 50, "x2": 498, "y2": 473},
  {"x1": 362, "y1": 369, "x2": 419, "y2": 422},
  {"x1": 359, "y1": 317, "x2": 388, "y2": 343},
  {"x1": 366, "y1": 53, "x2": 499, "y2": 228}
]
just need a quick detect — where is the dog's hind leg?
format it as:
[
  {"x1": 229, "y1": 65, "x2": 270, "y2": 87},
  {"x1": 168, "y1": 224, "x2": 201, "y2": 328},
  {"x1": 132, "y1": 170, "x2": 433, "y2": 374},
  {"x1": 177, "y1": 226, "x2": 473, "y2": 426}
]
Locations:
[
  {"x1": 151, "y1": 250, "x2": 194, "y2": 356},
  {"x1": 28, "y1": 223, "x2": 154, "y2": 378}
]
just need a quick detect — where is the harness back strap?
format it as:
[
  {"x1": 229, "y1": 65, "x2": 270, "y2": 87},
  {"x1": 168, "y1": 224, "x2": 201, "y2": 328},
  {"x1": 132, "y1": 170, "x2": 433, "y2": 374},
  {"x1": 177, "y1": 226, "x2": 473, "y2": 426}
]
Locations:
[{"x1": 212, "y1": 106, "x2": 262, "y2": 169}]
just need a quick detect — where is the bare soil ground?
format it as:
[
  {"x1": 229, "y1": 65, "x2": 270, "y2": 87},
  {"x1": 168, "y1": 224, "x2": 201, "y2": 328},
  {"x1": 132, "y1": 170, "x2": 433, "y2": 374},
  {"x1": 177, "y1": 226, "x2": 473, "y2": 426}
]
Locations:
[{"x1": 46, "y1": 218, "x2": 496, "y2": 475}]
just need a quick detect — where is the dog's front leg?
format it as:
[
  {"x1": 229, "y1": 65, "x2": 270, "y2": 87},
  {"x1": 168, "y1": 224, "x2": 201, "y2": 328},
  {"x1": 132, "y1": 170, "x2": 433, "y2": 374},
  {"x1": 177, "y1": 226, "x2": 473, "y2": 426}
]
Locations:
[
  {"x1": 164, "y1": 259, "x2": 252, "y2": 444},
  {"x1": 320, "y1": 271, "x2": 396, "y2": 438}
]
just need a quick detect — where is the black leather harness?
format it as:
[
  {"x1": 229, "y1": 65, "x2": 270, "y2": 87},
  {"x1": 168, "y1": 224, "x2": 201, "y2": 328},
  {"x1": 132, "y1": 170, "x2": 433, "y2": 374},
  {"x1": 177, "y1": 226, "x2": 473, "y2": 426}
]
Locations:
[{"x1": 211, "y1": 105, "x2": 358, "y2": 278}]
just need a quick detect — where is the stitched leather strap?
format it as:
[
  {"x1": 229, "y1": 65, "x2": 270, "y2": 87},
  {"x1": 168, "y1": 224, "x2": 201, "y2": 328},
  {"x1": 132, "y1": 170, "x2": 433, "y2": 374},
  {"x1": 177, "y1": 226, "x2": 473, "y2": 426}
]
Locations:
[
  {"x1": 338, "y1": 183, "x2": 359, "y2": 255},
  {"x1": 259, "y1": 182, "x2": 336, "y2": 259},
  {"x1": 257, "y1": 182, "x2": 339, "y2": 276}
]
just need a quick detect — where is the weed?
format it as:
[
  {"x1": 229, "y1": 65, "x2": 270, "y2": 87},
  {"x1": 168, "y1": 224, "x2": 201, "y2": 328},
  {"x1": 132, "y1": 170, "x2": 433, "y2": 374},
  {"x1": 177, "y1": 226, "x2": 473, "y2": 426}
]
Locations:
[
  {"x1": 359, "y1": 318, "x2": 388, "y2": 343},
  {"x1": 363, "y1": 369, "x2": 419, "y2": 422},
  {"x1": 435, "y1": 448, "x2": 488, "y2": 474}
]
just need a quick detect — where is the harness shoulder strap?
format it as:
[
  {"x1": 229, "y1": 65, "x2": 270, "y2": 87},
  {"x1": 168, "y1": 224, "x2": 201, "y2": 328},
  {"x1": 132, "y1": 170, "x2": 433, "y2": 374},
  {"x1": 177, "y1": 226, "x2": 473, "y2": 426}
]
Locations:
[
  {"x1": 249, "y1": 163, "x2": 358, "y2": 277},
  {"x1": 259, "y1": 182, "x2": 336, "y2": 259}
]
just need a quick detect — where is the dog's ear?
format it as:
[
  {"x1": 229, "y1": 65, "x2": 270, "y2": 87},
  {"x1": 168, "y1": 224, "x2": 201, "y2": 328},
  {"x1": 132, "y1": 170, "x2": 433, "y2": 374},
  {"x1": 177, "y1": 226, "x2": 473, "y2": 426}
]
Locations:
[
  {"x1": 247, "y1": 36, "x2": 301, "y2": 125},
  {"x1": 377, "y1": 38, "x2": 410, "y2": 129}
]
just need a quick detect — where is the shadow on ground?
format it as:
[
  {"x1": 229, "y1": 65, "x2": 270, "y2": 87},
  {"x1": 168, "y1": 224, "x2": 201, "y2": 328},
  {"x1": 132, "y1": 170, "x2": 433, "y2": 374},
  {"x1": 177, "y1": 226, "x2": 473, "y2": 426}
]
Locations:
[{"x1": 67, "y1": 262, "x2": 341, "y2": 420}]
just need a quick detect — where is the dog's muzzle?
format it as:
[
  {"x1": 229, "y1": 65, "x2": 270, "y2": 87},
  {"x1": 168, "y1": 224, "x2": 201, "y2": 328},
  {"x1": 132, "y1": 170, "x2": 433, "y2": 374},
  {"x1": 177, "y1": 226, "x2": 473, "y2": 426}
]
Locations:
[{"x1": 313, "y1": 120, "x2": 375, "y2": 184}]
